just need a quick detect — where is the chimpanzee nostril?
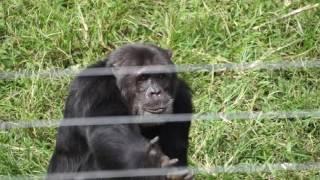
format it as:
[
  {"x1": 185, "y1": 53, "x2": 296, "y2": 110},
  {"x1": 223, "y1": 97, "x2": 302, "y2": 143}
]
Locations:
[
  {"x1": 151, "y1": 89, "x2": 161, "y2": 96},
  {"x1": 147, "y1": 86, "x2": 162, "y2": 97}
]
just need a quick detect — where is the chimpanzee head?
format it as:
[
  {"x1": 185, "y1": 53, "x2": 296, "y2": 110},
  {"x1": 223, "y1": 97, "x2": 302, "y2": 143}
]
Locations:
[{"x1": 107, "y1": 44, "x2": 177, "y2": 115}]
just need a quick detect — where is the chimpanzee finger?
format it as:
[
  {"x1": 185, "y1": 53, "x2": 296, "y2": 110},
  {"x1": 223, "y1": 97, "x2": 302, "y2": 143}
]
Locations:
[
  {"x1": 166, "y1": 169, "x2": 194, "y2": 180},
  {"x1": 183, "y1": 172, "x2": 193, "y2": 180},
  {"x1": 150, "y1": 136, "x2": 159, "y2": 145},
  {"x1": 161, "y1": 157, "x2": 178, "y2": 167},
  {"x1": 146, "y1": 136, "x2": 160, "y2": 152}
]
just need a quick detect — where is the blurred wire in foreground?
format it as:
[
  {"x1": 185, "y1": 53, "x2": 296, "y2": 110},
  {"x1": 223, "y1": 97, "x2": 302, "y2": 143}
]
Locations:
[
  {"x1": 1, "y1": 161, "x2": 320, "y2": 180},
  {"x1": 1, "y1": 60, "x2": 320, "y2": 79},
  {"x1": 1, "y1": 110, "x2": 319, "y2": 130}
]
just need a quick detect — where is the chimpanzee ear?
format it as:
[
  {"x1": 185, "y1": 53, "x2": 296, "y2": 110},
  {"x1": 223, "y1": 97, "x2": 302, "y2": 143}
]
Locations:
[
  {"x1": 104, "y1": 57, "x2": 119, "y2": 76},
  {"x1": 165, "y1": 49, "x2": 173, "y2": 59},
  {"x1": 110, "y1": 63, "x2": 120, "y2": 76}
]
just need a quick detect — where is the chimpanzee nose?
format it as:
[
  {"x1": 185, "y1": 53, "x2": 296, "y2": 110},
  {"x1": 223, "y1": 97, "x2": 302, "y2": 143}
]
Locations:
[
  {"x1": 151, "y1": 88, "x2": 161, "y2": 96},
  {"x1": 147, "y1": 86, "x2": 162, "y2": 98}
]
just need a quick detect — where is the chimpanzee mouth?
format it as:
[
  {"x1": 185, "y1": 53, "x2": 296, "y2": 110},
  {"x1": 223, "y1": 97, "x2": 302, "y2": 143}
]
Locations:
[{"x1": 144, "y1": 107, "x2": 166, "y2": 114}]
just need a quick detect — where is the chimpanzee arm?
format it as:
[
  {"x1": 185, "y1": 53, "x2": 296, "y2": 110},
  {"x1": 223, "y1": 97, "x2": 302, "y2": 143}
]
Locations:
[
  {"x1": 85, "y1": 124, "x2": 154, "y2": 169},
  {"x1": 68, "y1": 93, "x2": 164, "y2": 169}
]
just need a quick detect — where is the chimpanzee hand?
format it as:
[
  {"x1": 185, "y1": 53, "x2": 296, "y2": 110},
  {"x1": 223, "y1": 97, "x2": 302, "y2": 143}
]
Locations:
[
  {"x1": 147, "y1": 136, "x2": 193, "y2": 180},
  {"x1": 161, "y1": 156, "x2": 193, "y2": 180}
]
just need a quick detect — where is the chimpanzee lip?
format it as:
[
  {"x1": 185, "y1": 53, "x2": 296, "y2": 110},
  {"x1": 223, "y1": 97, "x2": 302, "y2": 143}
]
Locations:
[{"x1": 144, "y1": 107, "x2": 166, "y2": 113}]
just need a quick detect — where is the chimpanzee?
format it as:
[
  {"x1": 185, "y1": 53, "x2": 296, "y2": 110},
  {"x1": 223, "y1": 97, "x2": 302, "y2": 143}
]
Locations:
[{"x1": 47, "y1": 44, "x2": 193, "y2": 180}]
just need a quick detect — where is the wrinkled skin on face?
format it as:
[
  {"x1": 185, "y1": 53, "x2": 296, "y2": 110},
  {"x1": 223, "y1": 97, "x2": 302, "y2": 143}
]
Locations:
[{"x1": 107, "y1": 44, "x2": 178, "y2": 116}]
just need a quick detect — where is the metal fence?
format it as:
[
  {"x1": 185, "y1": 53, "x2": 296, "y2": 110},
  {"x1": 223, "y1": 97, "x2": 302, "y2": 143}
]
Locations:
[{"x1": 1, "y1": 59, "x2": 320, "y2": 179}]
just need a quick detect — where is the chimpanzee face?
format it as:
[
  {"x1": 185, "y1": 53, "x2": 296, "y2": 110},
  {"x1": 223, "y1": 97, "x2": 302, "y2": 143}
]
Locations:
[{"x1": 108, "y1": 44, "x2": 177, "y2": 115}]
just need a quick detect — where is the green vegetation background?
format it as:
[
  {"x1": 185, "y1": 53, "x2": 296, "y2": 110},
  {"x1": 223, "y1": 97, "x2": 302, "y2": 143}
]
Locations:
[{"x1": 1, "y1": 0, "x2": 320, "y2": 179}]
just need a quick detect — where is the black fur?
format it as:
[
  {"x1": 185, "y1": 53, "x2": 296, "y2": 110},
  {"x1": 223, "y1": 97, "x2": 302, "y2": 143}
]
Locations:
[{"x1": 47, "y1": 44, "x2": 193, "y2": 180}]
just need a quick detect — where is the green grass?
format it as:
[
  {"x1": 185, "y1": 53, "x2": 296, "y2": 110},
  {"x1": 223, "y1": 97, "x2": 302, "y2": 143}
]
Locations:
[{"x1": 1, "y1": 0, "x2": 320, "y2": 179}]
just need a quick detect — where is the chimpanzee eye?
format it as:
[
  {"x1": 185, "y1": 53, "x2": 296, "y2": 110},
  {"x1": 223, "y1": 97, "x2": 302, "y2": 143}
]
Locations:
[
  {"x1": 137, "y1": 74, "x2": 149, "y2": 82},
  {"x1": 157, "y1": 74, "x2": 166, "y2": 79}
]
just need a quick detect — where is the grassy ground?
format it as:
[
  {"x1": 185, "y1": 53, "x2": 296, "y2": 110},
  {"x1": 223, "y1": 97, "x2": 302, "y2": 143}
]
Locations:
[{"x1": 1, "y1": 0, "x2": 320, "y2": 179}]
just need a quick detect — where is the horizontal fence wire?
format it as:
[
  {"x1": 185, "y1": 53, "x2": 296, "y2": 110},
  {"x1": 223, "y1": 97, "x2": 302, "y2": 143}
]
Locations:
[
  {"x1": 0, "y1": 60, "x2": 320, "y2": 79},
  {"x1": 2, "y1": 161, "x2": 320, "y2": 179},
  {"x1": 1, "y1": 110, "x2": 320, "y2": 130}
]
